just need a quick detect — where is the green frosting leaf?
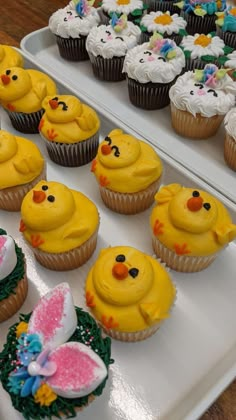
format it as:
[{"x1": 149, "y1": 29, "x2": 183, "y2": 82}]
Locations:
[
  {"x1": 0, "y1": 308, "x2": 114, "y2": 420},
  {"x1": 131, "y1": 8, "x2": 143, "y2": 17},
  {"x1": 223, "y1": 45, "x2": 234, "y2": 55},
  {"x1": 183, "y1": 49, "x2": 191, "y2": 58},
  {"x1": 140, "y1": 24, "x2": 148, "y2": 32},
  {"x1": 178, "y1": 28, "x2": 188, "y2": 36},
  {"x1": 208, "y1": 31, "x2": 216, "y2": 37},
  {"x1": 232, "y1": 71, "x2": 236, "y2": 79},
  {"x1": 201, "y1": 54, "x2": 217, "y2": 62},
  {"x1": 218, "y1": 55, "x2": 231, "y2": 65}
]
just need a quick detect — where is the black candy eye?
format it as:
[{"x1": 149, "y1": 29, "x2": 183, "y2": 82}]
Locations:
[
  {"x1": 158, "y1": 57, "x2": 166, "y2": 62},
  {"x1": 192, "y1": 190, "x2": 200, "y2": 197},
  {"x1": 47, "y1": 195, "x2": 55, "y2": 202},
  {"x1": 52, "y1": 96, "x2": 58, "y2": 101},
  {"x1": 42, "y1": 185, "x2": 48, "y2": 191},
  {"x1": 116, "y1": 254, "x2": 125, "y2": 262},
  {"x1": 104, "y1": 136, "x2": 112, "y2": 145},
  {"x1": 207, "y1": 89, "x2": 218, "y2": 97},
  {"x1": 101, "y1": 39, "x2": 106, "y2": 43},
  {"x1": 203, "y1": 203, "x2": 211, "y2": 211},
  {"x1": 139, "y1": 58, "x2": 144, "y2": 63},
  {"x1": 129, "y1": 268, "x2": 139, "y2": 278},
  {"x1": 105, "y1": 30, "x2": 111, "y2": 35},
  {"x1": 190, "y1": 90, "x2": 194, "y2": 95},
  {"x1": 6, "y1": 69, "x2": 11, "y2": 75},
  {"x1": 194, "y1": 83, "x2": 204, "y2": 89},
  {"x1": 144, "y1": 51, "x2": 152, "y2": 56},
  {"x1": 115, "y1": 37, "x2": 124, "y2": 41},
  {"x1": 12, "y1": 75, "x2": 18, "y2": 80},
  {"x1": 111, "y1": 145, "x2": 120, "y2": 157}
]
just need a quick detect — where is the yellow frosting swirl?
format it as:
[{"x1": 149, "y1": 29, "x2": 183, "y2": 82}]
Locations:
[
  {"x1": 39, "y1": 95, "x2": 100, "y2": 143},
  {"x1": 0, "y1": 68, "x2": 57, "y2": 113},
  {"x1": 21, "y1": 180, "x2": 99, "y2": 253},
  {"x1": 91, "y1": 129, "x2": 163, "y2": 193},
  {"x1": 85, "y1": 246, "x2": 176, "y2": 332},
  {"x1": 0, "y1": 130, "x2": 44, "y2": 189},
  {"x1": 150, "y1": 184, "x2": 236, "y2": 256},
  {"x1": 0, "y1": 45, "x2": 24, "y2": 74}
]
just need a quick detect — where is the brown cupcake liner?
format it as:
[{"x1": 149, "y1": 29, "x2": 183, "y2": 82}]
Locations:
[
  {"x1": 99, "y1": 178, "x2": 161, "y2": 214},
  {"x1": 170, "y1": 102, "x2": 224, "y2": 139},
  {"x1": 216, "y1": 26, "x2": 236, "y2": 49},
  {"x1": 41, "y1": 131, "x2": 99, "y2": 167},
  {"x1": 152, "y1": 235, "x2": 218, "y2": 272},
  {"x1": 0, "y1": 275, "x2": 28, "y2": 323},
  {"x1": 180, "y1": 11, "x2": 216, "y2": 35},
  {"x1": 29, "y1": 228, "x2": 99, "y2": 271},
  {"x1": 224, "y1": 132, "x2": 236, "y2": 171},
  {"x1": 88, "y1": 53, "x2": 125, "y2": 81},
  {"x1": 141, "y1": 31, "x2": 182, "y2": 45},
  {"x1": 5, "y1": 108, "x2": 44, "y2": 134},
  {"x1": 184, "y1": 56, "x2": 216, "y2": 71},
  {"x1": 0, "y1": 164, "x2": 47, "y2": 212},
  {"x1": 56, "y1": 35, "x2": 89, "y2": 61},
  {"x1": 127, "y1": 76, "x2": 178, "y2": 110},
  {"x1": 145, "y1": 0, "x2": 180, "y2": 13}
]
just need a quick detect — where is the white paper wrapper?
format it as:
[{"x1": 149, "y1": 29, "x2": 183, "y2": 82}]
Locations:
[
  {"x1": 0, "y1": 275, "x2": 28, "y2": 323},
  {"x1": 224, "y1": 132, "x2": 236, "y2": 171}
]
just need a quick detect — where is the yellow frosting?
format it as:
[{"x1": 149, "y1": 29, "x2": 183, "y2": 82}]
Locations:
[
  {"x1": 85, "y1": 246, "x2": 176, "y2": 332},
  {"x1": 150, "y1": 184, "x2": 236, "y2": 256},
  {"x1": 91, "y1": 129, "x2": 163, "y2": 193},
  {"x1": 0, "y1": 68, "x2": 57, "y2": 113},
  {"x1": 20, "y1": 180, "x2": 99, "y2": 253},
  {"x1": 0, "y1": 130, "x2": 44, "y2": 189},
  {"x1": 0, "y1": 45, "x2": 24, "y2": 74},
  {"x1": 39, "y1": 95, "x2": 100, "y2": 143}
]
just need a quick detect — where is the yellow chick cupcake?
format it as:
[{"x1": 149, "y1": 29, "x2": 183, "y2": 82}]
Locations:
[
  {"x1": 85, "y1": 246, "x2": 176, "y2": 341},
  {"x1": 39, "y1": 95, "x2": 100, "y2": 167},
  {"x1": 19, "y1": 180, "x2": 99, "y2": 271},
  {"x1": 0, "y1": 67, "x2": 57, "y2": 133},
  {"x1": 91, "y1": 129, "x2": 163, "y2": 214},
  {"x1": 0, "y1": 45, "x2": 24, "y2": 73},
  {"x1": 0, "y1": 130, "x2": 46, "y2": 211},
  {"x1": 150, "y1": 184, "x2": 236, "y2": 272}
]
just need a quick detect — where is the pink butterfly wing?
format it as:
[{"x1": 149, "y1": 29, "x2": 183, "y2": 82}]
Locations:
[
  {"x1": 46, "y1": 342, "x2": 107, "y2": 398},
  {"x1": 28, "y1": 283, "x2": 77, "y2": 349}
]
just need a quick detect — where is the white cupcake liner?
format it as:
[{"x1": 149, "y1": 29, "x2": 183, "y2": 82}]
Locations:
[
  {"x1": 145, "y1": 0, "x2": 180, "y2": 13},
  {"x1": 224, "y1": 132, "x2": 236, "y2": 171},
  {"x1": 27, "y1": 228, "x2": 99, "y2": 271},
  {"x1": 180, "y1": 11, "x2": 216, "y2": 35},
  {"x1": 170, "y1": 102, "x2": 224, "y2": 139},
  {"x1": 56, "y1": 35, "x2": 89, "y2": 61},
  {"x1": 0, "y1": 275, "x2": 28, "y2": 323},
  {"x1": 88, "y1": 52, "x2": 125, "y2": 81},
  {"x1": 0, "y1": 164, "x2": 47, "y2": 212},
  {"x1": 216, "y1": 26, "x2": 236, "y2": 49},
  {"x1": 99, "y1": 178, "x2": 161, "y2": 214},
  {"x1": 5, "y1": 108, "x2": 44, "y2": 134},
  {"x1": 152, "y1": 235, "x2": 219, "y2": 272},
  {"x1": 40, "y1": 131, "x2": 99, "y2": 167}
]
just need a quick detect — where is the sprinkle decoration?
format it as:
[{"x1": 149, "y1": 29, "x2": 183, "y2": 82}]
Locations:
[
  {"x1": 74, "y1": 0, "x2": 91, "y2": 17},
  {"x1": 111, "y1": 13, "x2": 128, "y2": 32},
  {"x1": 149, "y1": 32, "x2": 177, "y2": 60},
  {"x1": 194, "y1": 64, "x2": 228, "y2": 88}
]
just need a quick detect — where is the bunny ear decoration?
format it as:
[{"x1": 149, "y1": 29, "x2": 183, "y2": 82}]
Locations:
[
  {"x1": 28, "y1": 283, "x2": 77, "y2": 350},
  {"x1": 46, "y1": 342, "x2": 107, "y2": 398}
]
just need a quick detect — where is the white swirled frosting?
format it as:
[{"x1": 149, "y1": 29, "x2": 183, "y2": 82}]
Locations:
[
  {"x1": 86, "y1": 23, "x2": 141, "y2": 58},
  {"x1": 141, "y1": 11, "x2": 187, "y2": 35},
  {"x1": 102, "y1": 0, "x2": 144, "y2": 15},
  {"x1": 169, "y1": 71, "x2": 236, "y2": 117},
  {"x1": 180, "y1": 34, "x2": 225, "y2": 59},
  {"x1": 0, "y1": 235, "x2": 17, "y2": 281},
  {"x1": 224, "y1": 51, "x2": 236, "y2": 68},
  {"x1": 49, "y1": 7, "x2": 100, "y2": 38},
  {"x1": 224, "y1": 107, "x2": 236, "y2": 140},
  {"x1": 122, "y1": 42, "x2": 185, "y2": 83}
]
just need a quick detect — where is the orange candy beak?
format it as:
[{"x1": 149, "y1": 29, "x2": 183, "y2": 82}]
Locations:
[
  {"x1": 1, "y1": 74, "x2": 10, "y2": 85},
  {"x1": 49, "y1": 99, "x2": 59, "y2": 109},
  {"x1": 33, "y1": 190, "x2": 46, "y2": 203},
  {"x1": 187, "y1": 196, "x2": 203, "y2": 212},
  {"x1": 112, "y1": 263, "x2": 129, "y2": 280},
  {"x1": 101, "y1": 144, "x2": 112, "y2": 155}
]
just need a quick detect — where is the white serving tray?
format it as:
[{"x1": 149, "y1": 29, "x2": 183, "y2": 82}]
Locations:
[
  {"x1": 21, "y1": 27, "x2": 236, "y2": 206},
  {"x1": 0, "y1": 51, "x2": 236, "y2": 420}
]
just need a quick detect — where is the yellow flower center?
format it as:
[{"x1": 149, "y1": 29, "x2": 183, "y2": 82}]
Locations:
[
  {"x1": 117, "y1": 0, "x2": 130, "y2": 4},
  {"x1": 154, "y1": 14, "x2": 173, "y2": 25},
  {"x1": 194, "y1": 34, "x2": 211, "y2": 47},
  {"x1": 230, "y1": 8, "x2": 236, "y2": 16}
]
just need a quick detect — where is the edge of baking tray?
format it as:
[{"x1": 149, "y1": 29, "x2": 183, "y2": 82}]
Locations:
[{"x1": 9, "y1": 46, "x2": 236, "y2": 420}]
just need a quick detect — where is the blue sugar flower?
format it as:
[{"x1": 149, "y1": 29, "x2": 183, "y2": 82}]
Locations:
[
  {"x1": 9, "y1": 367, "x2": 42, "y2": 397},
  {"x1": 16, "y1": 333, "x2": 42, "y2": 367}
]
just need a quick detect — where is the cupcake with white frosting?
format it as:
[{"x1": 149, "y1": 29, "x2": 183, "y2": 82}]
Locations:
[
  {"x1": 180, "y1": 32, "x2": 229, "y2": 70},
  {"x1": 86, "y1": 14, "x2": 141, "y2": 81},
  {"x1": 122, "y1": 32, "x2": 185, "y2": 109},
  {"x1": 49, "y1": 0, "x2": 100, "y2": 61},
  {"x1": 140, "y1": 11, "x2": 187, "y2": 45},
  {"x1": 100, "y1": 0, "x2": 147, "y2": 25},
  {"x1": 224, "y1": 108, "x2": 236, "y2": 170},
  {"x1": 169, "y1": 64, "x2": 236, "y2": 139}
]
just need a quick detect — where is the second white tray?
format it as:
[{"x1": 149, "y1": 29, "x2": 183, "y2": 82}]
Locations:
[{"x1": 21, "y1": 27, "x2": 236, "y2": 205}]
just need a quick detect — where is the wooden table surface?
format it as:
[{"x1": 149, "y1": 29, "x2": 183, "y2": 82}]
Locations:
[{"x1": 0, "y1": 1, "x2": 235, "y2": 419}]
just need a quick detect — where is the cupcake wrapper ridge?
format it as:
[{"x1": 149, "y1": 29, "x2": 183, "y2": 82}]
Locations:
[
  {"x1": 5, "y1": 109, "x2": 44, "y2": 134},
  {"x1": 0, "y1": 275, "x2": 28, "y2": 323},
  {"x1": 224, "y1": 132, "x2": 236, "y2": 171},
  {"x1": 56, "y1": 35, "x2": 89, "y2": 61},
  {"x1": 180, "y1": 11, "x2": 216, "y2": 35},
  {"x1": 88, "y1": 53, "x2": 125, "y2": 82}
]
